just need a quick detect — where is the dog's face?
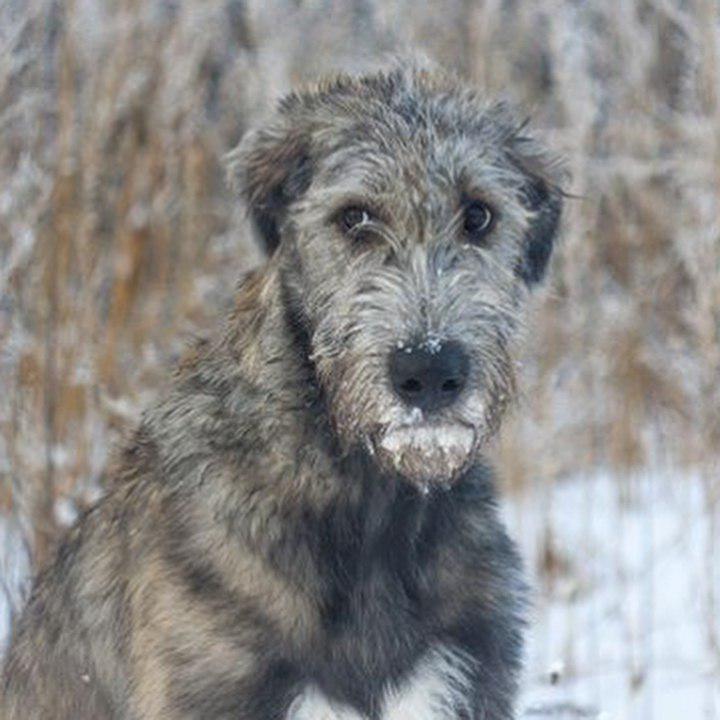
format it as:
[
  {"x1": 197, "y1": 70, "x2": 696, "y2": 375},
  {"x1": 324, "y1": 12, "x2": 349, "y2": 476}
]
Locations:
[{"x1": 229, "y1": 65, "x2": 563, "y2": 489}]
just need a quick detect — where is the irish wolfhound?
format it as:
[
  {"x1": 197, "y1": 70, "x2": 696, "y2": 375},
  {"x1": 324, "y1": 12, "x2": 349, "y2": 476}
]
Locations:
[{"x1": 1, "y1": 62, "x2": 563, "y2": 719}]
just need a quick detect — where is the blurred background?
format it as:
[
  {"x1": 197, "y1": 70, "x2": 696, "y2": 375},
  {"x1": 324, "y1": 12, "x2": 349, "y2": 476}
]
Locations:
[{"x1": 0, "y1": 0, "x2": 718, "y2": 717}]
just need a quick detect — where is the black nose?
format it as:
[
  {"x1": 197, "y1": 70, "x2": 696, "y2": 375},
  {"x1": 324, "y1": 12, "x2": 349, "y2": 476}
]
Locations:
[{"x1": 389, "y1": 340, "x2": 470, "y2": 412}]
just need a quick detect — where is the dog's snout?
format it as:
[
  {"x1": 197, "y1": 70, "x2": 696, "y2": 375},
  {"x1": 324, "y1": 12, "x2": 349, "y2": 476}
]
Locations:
[{"x1": 389, "y1": 340, "x2": 469, "y2": 412}]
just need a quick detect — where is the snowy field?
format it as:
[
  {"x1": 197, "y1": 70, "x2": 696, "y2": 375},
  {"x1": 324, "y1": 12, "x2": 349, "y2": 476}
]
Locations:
[
  {"x1": 509, "y1": 471, "x2": 720, "y2": 720},
  {"x1": 1, "y1": 469, "x2": 717, "y2": 719}
]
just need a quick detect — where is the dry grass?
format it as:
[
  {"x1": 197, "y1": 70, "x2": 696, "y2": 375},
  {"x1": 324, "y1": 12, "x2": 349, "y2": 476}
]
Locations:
[{"x1": 0, "y1": 0, "x2": 717, "y2": 597}]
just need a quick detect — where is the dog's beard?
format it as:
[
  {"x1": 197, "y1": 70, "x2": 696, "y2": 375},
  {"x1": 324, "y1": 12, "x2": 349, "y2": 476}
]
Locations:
[
  {"x1": 327, "y1": 383, "x2": 480, "y2": 488},
  {"x1": 374, "y1": 421, "x2": 476, "y2": 489}
]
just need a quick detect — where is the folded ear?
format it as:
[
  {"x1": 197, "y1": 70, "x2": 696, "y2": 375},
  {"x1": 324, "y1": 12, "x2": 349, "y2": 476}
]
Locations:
[
  {"x1": 503, "y1": 126, "x2": 565, "y2": 286},
  {"x1": 516, "y1": 175, "x2": 563, "y2": 285},
  {"x1": 226, "y1": 119, "x2": 313, "y2": 256}
]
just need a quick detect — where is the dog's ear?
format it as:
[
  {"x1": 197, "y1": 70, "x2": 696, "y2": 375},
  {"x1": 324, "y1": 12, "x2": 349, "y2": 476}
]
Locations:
[
  {"x1": 226, "y1": 119, "x2": 313, "y2": 256},
  {"x1": 504, "y1": 126, "x2": 565, "y2": 286},
  {"x1": 515, "y1": 175, "x2": 563, "y2": 285}
]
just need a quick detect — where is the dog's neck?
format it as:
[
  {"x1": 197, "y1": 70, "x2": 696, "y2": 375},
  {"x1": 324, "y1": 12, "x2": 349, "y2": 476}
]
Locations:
[{"x1": 216, "y1": 262, "x2": 373, "y2": 482}]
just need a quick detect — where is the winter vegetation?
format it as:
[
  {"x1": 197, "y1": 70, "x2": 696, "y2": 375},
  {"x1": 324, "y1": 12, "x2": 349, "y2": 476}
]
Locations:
[{"x1": 0, "y1": 0, "x2": 718, "y2": 717}]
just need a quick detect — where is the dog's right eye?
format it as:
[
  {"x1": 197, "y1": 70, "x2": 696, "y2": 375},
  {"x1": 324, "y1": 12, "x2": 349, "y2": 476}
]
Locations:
[
  {"x1": 337, "y1": 206, "x2": 372, "y2": 234},
  {"x1": 462, "y1": 199, "x2": 494, "y2": 244}
]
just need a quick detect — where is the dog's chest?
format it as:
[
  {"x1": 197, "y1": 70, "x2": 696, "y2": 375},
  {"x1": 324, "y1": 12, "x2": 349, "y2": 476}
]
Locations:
[
  {"x1": 298, "y1": 522, "x2": 451, "y2": 717},
  {"x1": 308, "y1": 556, "x2": 430, "y2": 710},
  {"x1": 283, "y1": 475, "x2": 468, "y2": 717},
  {"x1": 288, "y1": 645, "x2": 474, "y2": 720}
]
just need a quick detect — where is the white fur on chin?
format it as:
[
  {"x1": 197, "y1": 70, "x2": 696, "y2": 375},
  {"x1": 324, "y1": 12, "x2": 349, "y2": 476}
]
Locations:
[{"x1": 377, "y1": 424, "x2": 476, "y2": 485}]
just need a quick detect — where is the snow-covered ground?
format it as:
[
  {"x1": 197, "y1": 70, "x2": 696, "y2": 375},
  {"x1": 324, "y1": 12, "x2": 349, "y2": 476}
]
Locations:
[
  {"x1": 1, "y1": 470, "x2": 717, "y2": 719},
  {"x1": 508, "y1": 471, "x2": 720, "y2": 720},
  {"x1": 0, "y1": 517, "x2": 29, "y2": 653}
]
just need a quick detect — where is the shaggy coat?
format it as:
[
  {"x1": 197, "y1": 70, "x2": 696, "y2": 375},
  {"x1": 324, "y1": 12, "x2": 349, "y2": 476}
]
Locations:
[{"x1": 1, "y1": 63, "x2": 563, "y2": 719}]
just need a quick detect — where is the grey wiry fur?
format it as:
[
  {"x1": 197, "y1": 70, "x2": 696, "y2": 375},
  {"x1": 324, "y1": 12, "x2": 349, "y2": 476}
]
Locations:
[{"x1": 1, "y1": 62, "x2": 563, "y2": 719}]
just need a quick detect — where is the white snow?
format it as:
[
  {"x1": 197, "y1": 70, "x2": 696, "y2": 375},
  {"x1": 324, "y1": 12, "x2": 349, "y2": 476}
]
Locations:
[
  {"x1": 0, "y1": 517, "x2": 30, "y2": 653},
  {"x1": 506, "y1": 470, "x2": 720, "y2": 720},
  {"x1": 422, "y1": 335, "x2": 443, "y2": 356}
]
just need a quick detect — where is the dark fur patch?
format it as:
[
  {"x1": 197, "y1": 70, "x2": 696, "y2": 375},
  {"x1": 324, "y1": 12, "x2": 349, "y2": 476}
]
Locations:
[
  {"x1": 251, "y1": 152, "x2": 313, "y2": 255},
  {"x1": 516, "y1": 178, "x2": 563, "y2": 284}
]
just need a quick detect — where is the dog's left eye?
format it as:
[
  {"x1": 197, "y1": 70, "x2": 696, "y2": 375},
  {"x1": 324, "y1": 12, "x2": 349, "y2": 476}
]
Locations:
[
  {"x1": 338, "y1": 206, "x2": 372, "y2": 233},
  {"x1": 463, "y1": 200, "x2": 494, "y2": 242}
]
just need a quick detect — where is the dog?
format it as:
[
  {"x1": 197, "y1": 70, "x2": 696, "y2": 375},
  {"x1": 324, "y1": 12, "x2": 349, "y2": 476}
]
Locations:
[{"x1": 1, "y1": 61, "x2": 563, "y2": 719}]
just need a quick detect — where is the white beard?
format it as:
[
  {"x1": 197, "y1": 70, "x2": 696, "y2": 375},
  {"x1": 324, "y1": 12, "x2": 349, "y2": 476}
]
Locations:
[{"x1": 376, "y1": 423, "x2": 476, "y2": 487}]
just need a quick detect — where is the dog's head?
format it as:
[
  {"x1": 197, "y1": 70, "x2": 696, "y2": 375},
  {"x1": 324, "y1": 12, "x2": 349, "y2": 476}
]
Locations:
[{"x1": 228, "y1": 62, "x2": 564, "y2": 490}]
